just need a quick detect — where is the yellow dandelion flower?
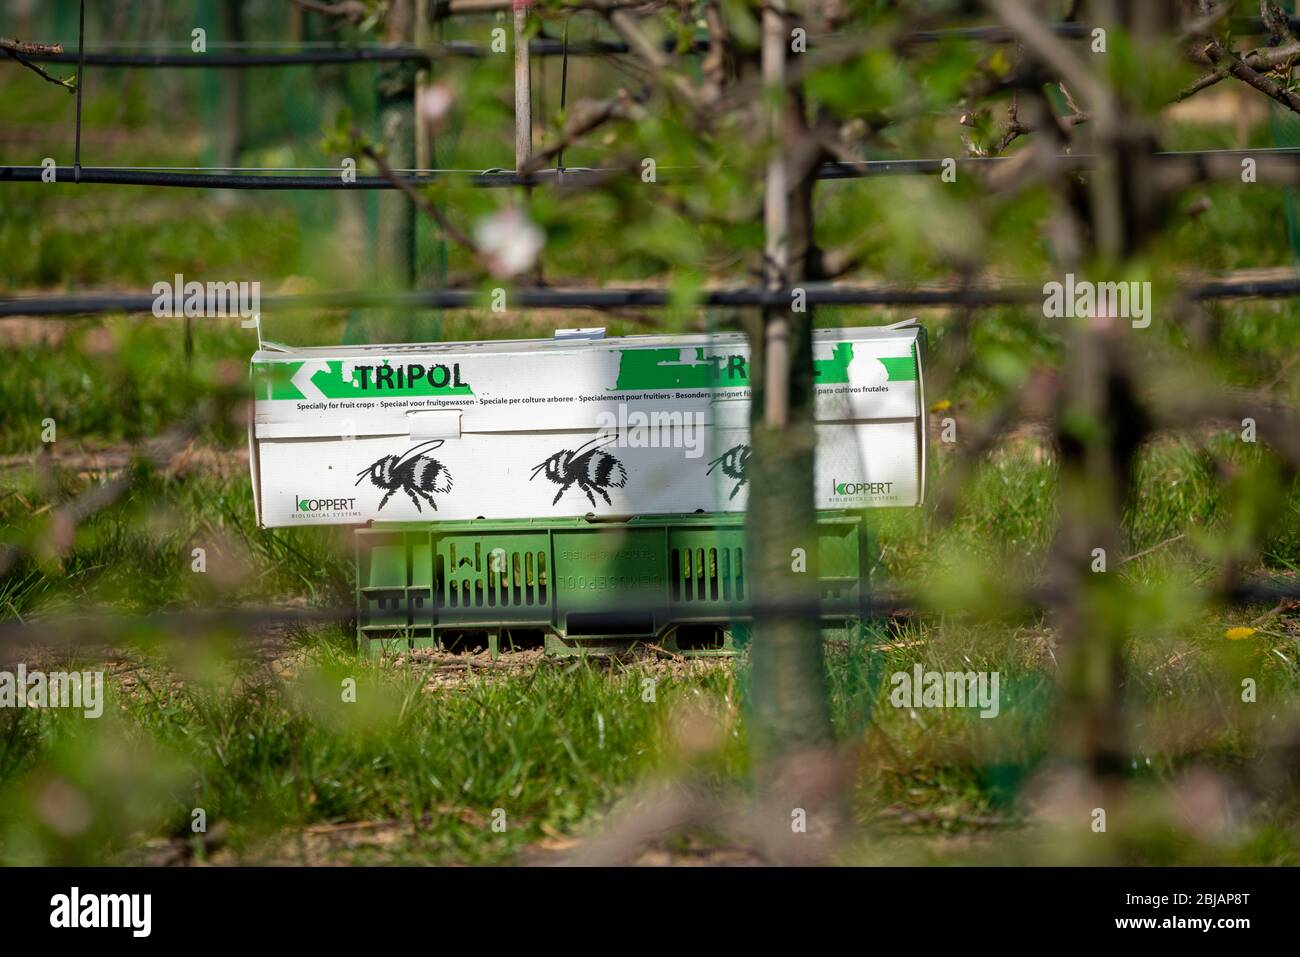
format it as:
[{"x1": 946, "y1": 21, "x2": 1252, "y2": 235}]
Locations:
[
  {"x1": 1224, "y1": 626, "x2": 1257, "y2": 641},
  {"x1": 930, "y1": 399, "x2": 952, "y2": 413}
]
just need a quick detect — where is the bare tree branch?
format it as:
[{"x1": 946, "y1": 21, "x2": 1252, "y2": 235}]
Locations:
[
  {"x1": 0, "y1": 37, "x2": 63, "y2": 56},
  {"x1": 289, "y1": 0, "x2": 371, "y2": 23},
  {"x1": 358, "y1": 138, "x2": 481, "y2": 258},
  {"x1": 0, "y1": 37, "x2": 75, "y2": 91},
  {"x1": 1193, "y1": 38, "x2": 1300, "y2": 114},
  {"x1": 983, "y1": 0, "x2": 1115, "y2": 131},
  {"x1": 522, "y1": 92, "x2": 644, "y2": 175},
  {"x1": 593, "y1": 1, "x2": 703, "y2": 108},
  {"x1": 1180, "y1": 1, "x2": 1300, "y2": 108}
]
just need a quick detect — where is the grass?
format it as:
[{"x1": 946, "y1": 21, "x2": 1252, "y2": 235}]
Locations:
[
  {"x1": 1, "y1": 417, "x2": 1296, "y2": 864},
  {"x1": 0, "y1": 640, "x2": 749, "y2": 865},
  {"x1": 3, "y1": 595, "x2": 1295, "y2": 865},
  {"x1": 1, "y1": 315, "x2": 1295, "y2": 867}
]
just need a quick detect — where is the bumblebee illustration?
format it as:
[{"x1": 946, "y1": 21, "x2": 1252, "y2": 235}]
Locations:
[
  {"x1": 531, "y1": 435, "x2": 627, "y2": 508},
  {"x1": 356, "y1": 439, "x2": 452, "y2": 512},
  {"x1": 707, "y1": 443, "x2": 751, "y2": 500}
]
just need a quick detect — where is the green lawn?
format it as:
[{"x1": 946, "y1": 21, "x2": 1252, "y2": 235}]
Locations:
[{"x1": 1, "y1": 416, "x2": 1296, "y2": 864}]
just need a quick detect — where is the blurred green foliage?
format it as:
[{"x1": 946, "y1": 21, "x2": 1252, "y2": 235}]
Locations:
[{"x1": 0, "y1": 0, "x2": 1296, "y2": 865}]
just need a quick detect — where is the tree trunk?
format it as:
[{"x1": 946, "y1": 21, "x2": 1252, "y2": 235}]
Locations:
[
  {"x1": 746, "y1": 0, "x2": 834, "y2": 771},
  {"x1": 214, "y1": 0, "x2": 245, "y2": 207},
  {"x1": 376, "y1": 0, "x2": 417, "y2": 291}
]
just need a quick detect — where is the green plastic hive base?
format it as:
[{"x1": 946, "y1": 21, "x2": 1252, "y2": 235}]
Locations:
[{"x1": 354, "y1": 513, "x2": 871, "y2": 658}]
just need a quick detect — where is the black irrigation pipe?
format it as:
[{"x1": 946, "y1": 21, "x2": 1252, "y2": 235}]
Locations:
[
  {"x1": 1, "y1": 577, "x2": 1297, "y2": 651},
  {"x1": 1189, "y1": 276, "x2": 1300, "y2": 301},
  {"x1": 11, "y1": 15, "x2": 1300, "y2": 68},
  {"x1": 12, "y1": 39, "x2": 698, "y2": 66},
  {"x1": 14, "y1": 15, "x2": 1300, "y2": 67},
  {"x1": 0, "y1": 161, "x2": 959, "y2": 190},
  {"x1": 5, "y1": 274, "x2": 1300, "y2": 318},
  {"x1": 3, "y1": 27, "x2": 1071, "y2": 69},
  {"x1": 0, "y1": 287, "x2": 1017, "y2": 316},
  {"x1": 0, "y1": 165, "x2": 527, "y2": 188},
  {"x1": 6, "y1": 32, "x2": 1062, "y2": 68},
  {"x1": 4, "y1": 149, "x2": 1299, "y2": 191},
  {"x1": 18, "y1": 45, "x2": 432, "y2": 67}
]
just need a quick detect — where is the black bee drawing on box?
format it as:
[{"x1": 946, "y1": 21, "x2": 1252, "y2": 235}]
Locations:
[
  {"x1": 357, "y1": 439, "x2": 453, "y2": 512},
  {"x1": 532, "y1": 436, "x2": 628, "y2": 507},
  {"x1": 356, "y1": 437, "x2": 749, "y2": 513},
  {"x1": 708, "y1": 443, "x2": 751, "y2": 500}
]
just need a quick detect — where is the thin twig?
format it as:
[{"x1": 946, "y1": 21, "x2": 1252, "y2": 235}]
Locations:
[
  {"x1": 359, "y1": 139, "x2": 481, "y2": 258},
  {"x1": 0, "y1": 41, "x2": 75, "y2": 91},
  {"x1": 1118, "y1": 533, "x2": 1187, "y2": 566}
]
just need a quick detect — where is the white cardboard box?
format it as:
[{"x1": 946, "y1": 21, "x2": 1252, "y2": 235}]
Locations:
[{"x1": 248, "y1": 323, "x2": 927, "y2": 527}]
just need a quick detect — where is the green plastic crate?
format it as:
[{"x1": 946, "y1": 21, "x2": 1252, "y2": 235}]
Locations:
[{"x1": 355, "y1": 512, "x2": 871, "y2": 656}]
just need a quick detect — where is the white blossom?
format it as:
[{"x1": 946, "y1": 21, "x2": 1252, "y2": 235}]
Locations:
[{"x1": 475, "y1": 207, "x2": 544, "y2": 277}]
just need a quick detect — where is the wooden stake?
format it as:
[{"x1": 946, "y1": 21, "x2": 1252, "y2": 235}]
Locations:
[{"x1": 514, "y1": 3, "x2": 532, "y2": 173}]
